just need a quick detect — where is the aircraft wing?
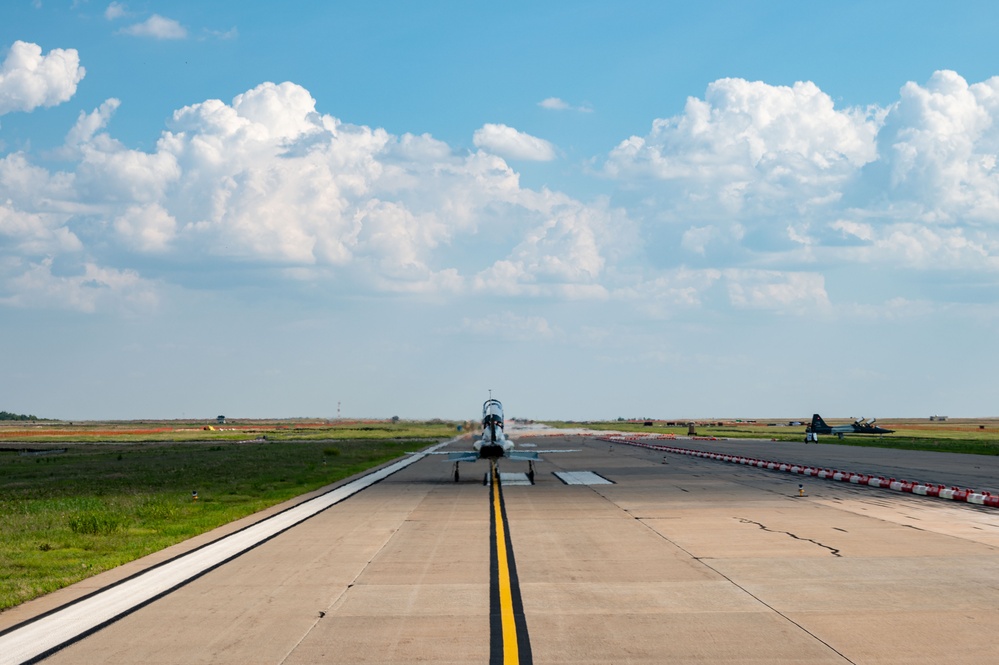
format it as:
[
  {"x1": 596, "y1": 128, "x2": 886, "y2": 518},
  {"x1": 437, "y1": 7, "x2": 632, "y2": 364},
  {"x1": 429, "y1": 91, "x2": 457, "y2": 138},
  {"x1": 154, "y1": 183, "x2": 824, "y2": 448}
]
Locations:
[
  {"x1": 409, "y1": 449, "x2": 580, "y2": 463},
  {"x1": 405, "y1": 450, "x2": 480, "y2": 461},
  {"x1": 447, "y1": 452, "x2": 480, "y2": 462},
  {"x1": 509, "y1": 449, "x2": 580, "y2": 460},
  {"x1": 508, "y1": 450, "x2": 539, "y2": 461}
]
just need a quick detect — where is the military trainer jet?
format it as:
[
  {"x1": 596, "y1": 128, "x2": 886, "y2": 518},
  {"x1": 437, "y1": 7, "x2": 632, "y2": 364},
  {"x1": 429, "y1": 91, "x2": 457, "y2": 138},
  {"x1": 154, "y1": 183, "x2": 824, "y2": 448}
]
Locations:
[
  {"x1": 807, "y1": 413, "x2": 894, "y2": 440},
  {"x1": 439, "y1": 396, "x2": 575, "y2": 483}
]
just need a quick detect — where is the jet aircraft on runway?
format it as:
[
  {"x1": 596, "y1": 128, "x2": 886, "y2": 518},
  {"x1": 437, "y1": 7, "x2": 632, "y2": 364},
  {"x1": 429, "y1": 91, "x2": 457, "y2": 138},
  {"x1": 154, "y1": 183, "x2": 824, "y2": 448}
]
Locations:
[
  {"x1": 807, "y1": 413, "x2": 894, "y2": 440},
  {"x1": 432, "y1": 396, "x2": 575, "y2": 483}
]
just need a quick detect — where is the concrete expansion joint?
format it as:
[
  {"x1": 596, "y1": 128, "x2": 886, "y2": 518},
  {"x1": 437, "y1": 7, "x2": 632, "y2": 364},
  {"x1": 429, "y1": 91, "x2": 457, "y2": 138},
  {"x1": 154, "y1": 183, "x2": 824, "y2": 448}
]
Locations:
[
  {"x1": 686, "y1": 543, "x2": 859, "y2": 665},
  {"x1": 633, "y1": 511, "x2": 859, "y2": 665}
]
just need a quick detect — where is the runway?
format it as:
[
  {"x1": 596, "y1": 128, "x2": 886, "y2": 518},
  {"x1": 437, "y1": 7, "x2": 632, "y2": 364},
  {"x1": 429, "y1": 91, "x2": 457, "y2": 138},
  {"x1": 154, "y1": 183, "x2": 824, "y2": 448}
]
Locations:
[{"x1": 4, "y1": 433, "x2": 999, "y2": 663}]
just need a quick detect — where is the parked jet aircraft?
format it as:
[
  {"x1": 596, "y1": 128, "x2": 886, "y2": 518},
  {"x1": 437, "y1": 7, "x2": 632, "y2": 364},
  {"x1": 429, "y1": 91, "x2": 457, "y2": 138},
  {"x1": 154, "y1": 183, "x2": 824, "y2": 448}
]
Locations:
[
  {"x1": 807, "y1": 413, "x2": 894, "y2": 440},
  {"x1": 430, "y1": 396, "x2": 575, "y2": 483}
]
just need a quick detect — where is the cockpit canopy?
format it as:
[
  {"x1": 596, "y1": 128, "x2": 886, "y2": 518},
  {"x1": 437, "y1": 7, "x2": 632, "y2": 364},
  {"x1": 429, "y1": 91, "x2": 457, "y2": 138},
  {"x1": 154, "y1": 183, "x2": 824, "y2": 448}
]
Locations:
[{"x1": 482, "y1": 398, "x2": 504, "y2": 427}]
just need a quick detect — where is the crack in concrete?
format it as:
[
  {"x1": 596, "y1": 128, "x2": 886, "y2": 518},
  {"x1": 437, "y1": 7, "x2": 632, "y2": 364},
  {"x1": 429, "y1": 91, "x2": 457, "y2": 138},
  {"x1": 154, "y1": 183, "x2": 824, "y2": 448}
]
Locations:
[
  {"x1": 577, "y1": 448, "x2": 857, "y2": 665},
  {"x1": 738, "y1": 518, "x2": 842, "y2": 557}
]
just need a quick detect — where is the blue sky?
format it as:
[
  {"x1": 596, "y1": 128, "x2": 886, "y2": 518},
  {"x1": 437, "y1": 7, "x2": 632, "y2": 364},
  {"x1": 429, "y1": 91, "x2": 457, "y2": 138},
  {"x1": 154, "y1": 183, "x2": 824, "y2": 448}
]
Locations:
[{"x1": 3, "y1": 1, "x2": 999, "y2": 420}]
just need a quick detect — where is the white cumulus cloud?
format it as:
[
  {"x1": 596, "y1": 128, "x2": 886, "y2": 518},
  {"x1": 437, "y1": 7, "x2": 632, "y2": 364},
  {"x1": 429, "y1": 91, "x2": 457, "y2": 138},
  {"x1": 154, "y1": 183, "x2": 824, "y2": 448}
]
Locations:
[
  {"x1": 725, "y1": 270, "x2": 830, "y2": 310},
  {"x1": 457, "y1": 312, "x2": 558, "y2": 342},
  {"x1": 615, "y1": 268, "x2": 723, "y2": 315},
  {"x1": 63, "y1": 98, "x2": 121, "y2": 152},
  {"x1": 860, "y1": 70, "x2": 999, "y2": 223},
  {"x1": 0, "y1": 201, "x2": 81, "y2": 255},
  {"x1": 473, "y1": 123, "x2": 557, "y2": 161},
  {"x1": 600, "y1": 71, "x2": 999, "y2": 281},
  {"x1": 605, "y1": 78, "x2": 881, "y2": 217},
  {"x1": 0, "y1": 80, "x2": 636, "y2": 311},
  {"x1": 105, "y1": 2, "x2": 127, "y2": 20},
  {"x1": 120, "y1": 15, "x2": 188, "y2": 40},
  {"x1": 11, "y1": 68, "x2": 999, "y2": 317},
  {"x1": 538, "y1": 97, "x2": 592, "y2": 113},
  {"x1": 539, "y1": 97, "x2": 570, "y2": 110},
  {"x1": 113, "y1": 203, "x2": 177, "y2": 253},
  {"x1": 0, "y1": 41, "x2": 85, "y2": 115},
  {"x1": 0, "y1": 258, "x2": 156, "y2": 313}
]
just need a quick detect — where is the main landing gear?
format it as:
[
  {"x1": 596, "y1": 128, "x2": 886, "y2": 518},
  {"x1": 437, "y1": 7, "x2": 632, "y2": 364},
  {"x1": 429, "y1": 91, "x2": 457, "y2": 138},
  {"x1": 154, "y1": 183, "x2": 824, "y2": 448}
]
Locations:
[{"x1": 454, "y1": 460, "x2": 536, "y2": 485}]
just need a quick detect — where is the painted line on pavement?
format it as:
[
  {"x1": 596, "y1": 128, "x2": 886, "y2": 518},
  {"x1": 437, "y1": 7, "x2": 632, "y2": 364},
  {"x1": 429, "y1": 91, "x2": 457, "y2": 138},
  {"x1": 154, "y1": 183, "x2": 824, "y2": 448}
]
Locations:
[
  {"x1": 0, "y1": 440, "x2": 454, "y2": 665},
  {"x1": 553, "y1": 470, "x2": 614, "y2": 485},
  {"x1": 489, "y1": 463, "x2": 532, "y2": 665}
]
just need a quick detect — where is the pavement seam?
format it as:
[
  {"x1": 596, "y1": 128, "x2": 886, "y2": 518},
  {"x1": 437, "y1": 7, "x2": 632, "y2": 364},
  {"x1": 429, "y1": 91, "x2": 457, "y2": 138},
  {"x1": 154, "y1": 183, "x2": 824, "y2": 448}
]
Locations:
[
  {"x1": 632, "y1": 443, "x2": 999, "y2": 552},
  {"x1": 277, "y1": 483, "x2": 436, "y2": 664},
  {"x1": 571, "y1": 445, "x2": 860, "y2": 665},
  {"x1": 630, "y1": 514, "x2": 858, "y2": 665}
]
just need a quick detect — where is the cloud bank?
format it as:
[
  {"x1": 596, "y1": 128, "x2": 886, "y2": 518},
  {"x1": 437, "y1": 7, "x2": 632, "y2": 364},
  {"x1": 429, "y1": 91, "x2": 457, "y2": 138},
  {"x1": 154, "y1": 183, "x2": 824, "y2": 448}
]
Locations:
[
  {"x1": 605, "y1": 72, "x2": 999, "y2": 276},
  {"x1": 1, "y1": 76, "x2": 624, "y2": 310},
  {"x1": 2, "y1": 47, "x2": 999, "y2": 317}
]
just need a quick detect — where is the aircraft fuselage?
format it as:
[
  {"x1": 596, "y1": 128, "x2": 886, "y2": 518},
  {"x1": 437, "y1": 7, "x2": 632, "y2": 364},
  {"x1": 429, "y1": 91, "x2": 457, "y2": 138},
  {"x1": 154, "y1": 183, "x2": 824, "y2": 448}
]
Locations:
[
  {"x1": 447, "y1": 397, "x2": 538, "y2": 481},
  {"x1": 808, "y1": 413, "x2": 894, "y2": 440}
]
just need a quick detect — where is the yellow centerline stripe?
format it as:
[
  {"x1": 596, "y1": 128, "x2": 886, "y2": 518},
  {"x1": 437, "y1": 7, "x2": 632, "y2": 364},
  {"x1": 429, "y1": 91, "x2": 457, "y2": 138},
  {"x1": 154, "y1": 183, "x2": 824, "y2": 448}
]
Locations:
[{"x1": 492, "y1": 464, "x2": 520, "y2": 664}]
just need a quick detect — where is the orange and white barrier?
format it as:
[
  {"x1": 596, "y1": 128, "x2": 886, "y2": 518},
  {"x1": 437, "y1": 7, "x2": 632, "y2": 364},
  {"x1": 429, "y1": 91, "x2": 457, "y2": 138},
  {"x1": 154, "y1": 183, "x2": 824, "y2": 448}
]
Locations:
[{"x1": 600, "y1": 434, "x2": 999, "y2": 509}]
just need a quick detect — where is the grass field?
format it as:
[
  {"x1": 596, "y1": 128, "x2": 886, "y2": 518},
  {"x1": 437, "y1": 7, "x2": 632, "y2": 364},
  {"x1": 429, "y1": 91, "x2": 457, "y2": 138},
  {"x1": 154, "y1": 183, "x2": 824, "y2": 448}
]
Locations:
[
  {"x1": 546, "y1": 417, "x2": 999, "y2": 455},
  {"x1": 0, "y1": 419, "x2": 456, "y2": 611},
  {"x1": 5, "y1": 415, "x2": 998, "y2": 612},
  {"x1": 0, "y1": 418, "x2": 461, "y2": 443}
]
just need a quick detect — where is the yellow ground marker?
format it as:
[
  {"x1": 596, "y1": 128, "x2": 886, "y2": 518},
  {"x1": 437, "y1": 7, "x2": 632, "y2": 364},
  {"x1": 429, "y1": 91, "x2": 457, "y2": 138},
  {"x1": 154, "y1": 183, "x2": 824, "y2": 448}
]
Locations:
[{"x1": 492, "y1": 462, "x2": 520, "y2": 664}]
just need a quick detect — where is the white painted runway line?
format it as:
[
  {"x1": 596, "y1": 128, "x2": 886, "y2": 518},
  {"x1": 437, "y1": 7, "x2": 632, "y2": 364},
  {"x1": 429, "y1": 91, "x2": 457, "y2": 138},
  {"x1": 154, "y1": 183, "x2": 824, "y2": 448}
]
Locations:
[
  {"x1": 554, "y1": 470, "x2": 613, "y2": 485},
  {"x1": 0, "y1": 441, "x2": 452, "y2": 665},
  {"x1": 499, "y1": 472, "x2": 532, "y2": 486}
]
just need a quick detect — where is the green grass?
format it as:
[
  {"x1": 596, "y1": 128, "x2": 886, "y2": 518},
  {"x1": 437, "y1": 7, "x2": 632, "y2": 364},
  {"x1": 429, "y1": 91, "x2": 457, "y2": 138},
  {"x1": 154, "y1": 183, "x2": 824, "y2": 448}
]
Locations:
[
  {"x1": 801, "y1": 436, "x2": 999, "y2": 456},
  {"x1": 0, "y1": 437, "x2": 443, "y2": 611},
  {"x1": 542, "y1": 420, "x2": 999, "y2": 454},
  {"x1": 0, "y1": 420, "x2": 460, "y2": 444}
]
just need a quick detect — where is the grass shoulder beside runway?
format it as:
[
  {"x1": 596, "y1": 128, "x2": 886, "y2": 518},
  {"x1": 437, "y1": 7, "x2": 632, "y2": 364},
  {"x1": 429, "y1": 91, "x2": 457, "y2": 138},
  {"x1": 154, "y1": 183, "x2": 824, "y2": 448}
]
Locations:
[
  {"x1": 545, "y1": 418, "x2": 999, "y2": 456},
  {"x1": 0, "y1": 421, "x2": 456, "y2": 611}
]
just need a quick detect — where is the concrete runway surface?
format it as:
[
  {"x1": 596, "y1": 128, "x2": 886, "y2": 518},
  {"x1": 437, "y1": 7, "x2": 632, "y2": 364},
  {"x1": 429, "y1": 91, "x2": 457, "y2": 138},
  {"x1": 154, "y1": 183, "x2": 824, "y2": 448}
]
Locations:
[{"x1": 3, "y1": 433, "x2": 999, "y2": 664}]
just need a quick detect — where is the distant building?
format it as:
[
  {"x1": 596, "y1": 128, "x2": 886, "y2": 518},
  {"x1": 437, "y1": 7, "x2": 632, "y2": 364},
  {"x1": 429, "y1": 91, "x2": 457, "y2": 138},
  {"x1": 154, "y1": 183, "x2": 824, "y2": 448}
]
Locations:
[{"x1": 216, "y1": 415, "x2": 226, "y2": 424}]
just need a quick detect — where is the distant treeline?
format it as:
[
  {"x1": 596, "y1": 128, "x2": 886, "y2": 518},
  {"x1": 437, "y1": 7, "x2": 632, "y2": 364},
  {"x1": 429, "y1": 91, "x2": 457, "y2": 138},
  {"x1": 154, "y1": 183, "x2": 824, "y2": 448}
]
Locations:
[{"x1": 0, "y1": 411, "x2": 39, "y2": 421}]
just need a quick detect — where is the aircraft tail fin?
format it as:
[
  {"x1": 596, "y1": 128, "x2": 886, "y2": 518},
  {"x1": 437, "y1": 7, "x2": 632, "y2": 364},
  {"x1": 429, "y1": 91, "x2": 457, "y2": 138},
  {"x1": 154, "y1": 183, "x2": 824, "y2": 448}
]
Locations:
[{"x1": 811, "y1": 413, "x2": 829, "y2": 430}]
